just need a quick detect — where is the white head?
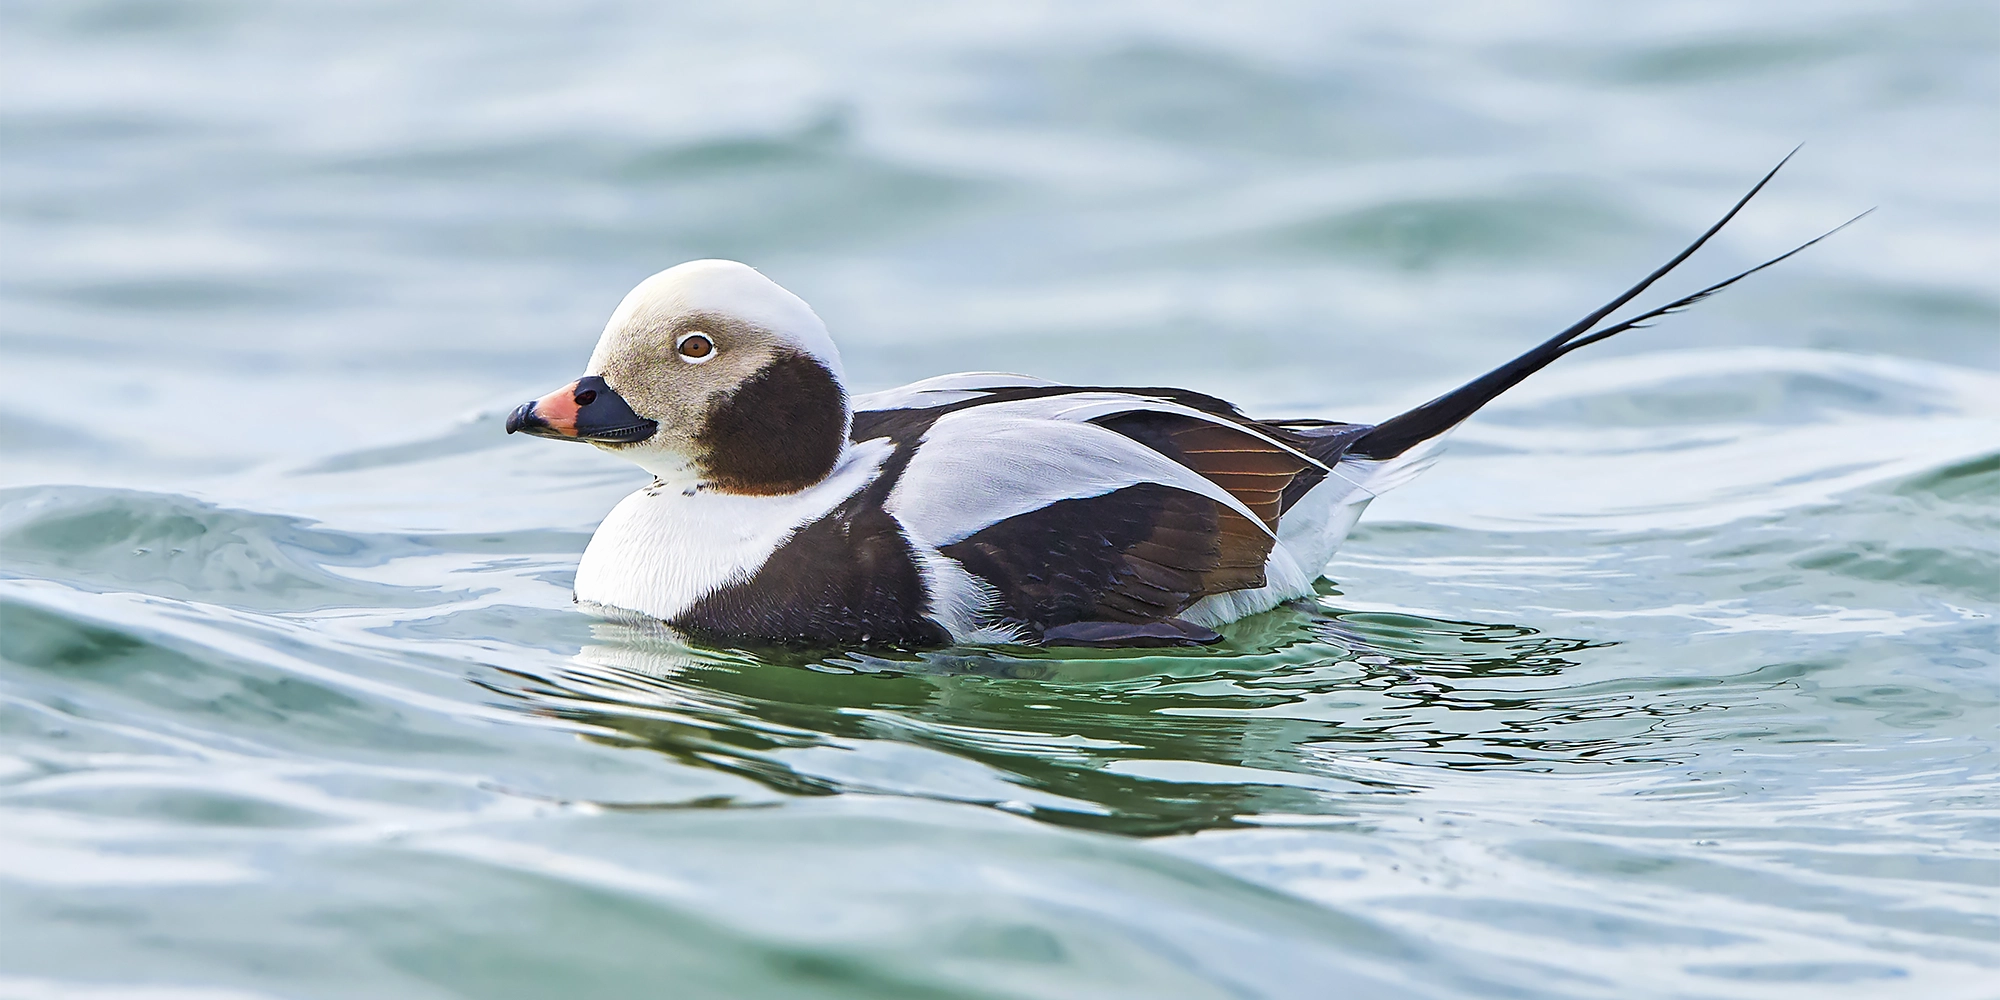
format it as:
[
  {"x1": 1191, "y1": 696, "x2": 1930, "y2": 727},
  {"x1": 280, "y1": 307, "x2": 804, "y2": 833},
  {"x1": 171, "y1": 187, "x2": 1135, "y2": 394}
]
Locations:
[{"x1": 507, "y1": 260, "x2": 852, "y2": 494}]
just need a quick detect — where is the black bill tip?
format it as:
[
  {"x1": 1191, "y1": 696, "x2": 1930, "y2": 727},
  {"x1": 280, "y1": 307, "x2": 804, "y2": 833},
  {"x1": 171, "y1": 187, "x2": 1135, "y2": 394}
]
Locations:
[{"x1": 505, "y1": 401, "x2": 542, "y2": 435}]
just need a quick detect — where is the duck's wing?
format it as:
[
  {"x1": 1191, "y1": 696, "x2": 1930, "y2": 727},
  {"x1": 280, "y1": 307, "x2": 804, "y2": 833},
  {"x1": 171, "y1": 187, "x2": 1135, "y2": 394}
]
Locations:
[
  {"x1": 855, "y1": 385, "x2": 1335, "y2": 643},
  {"x1": 856, "y1": 376, "x2": 1335, "y2": 527}
]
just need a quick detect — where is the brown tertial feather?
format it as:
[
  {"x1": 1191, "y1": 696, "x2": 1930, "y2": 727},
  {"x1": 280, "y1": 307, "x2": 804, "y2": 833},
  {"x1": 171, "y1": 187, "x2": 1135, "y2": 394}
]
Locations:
[{"x1": 1094, "y1": 411, "x2": 1320, "y2": 529}]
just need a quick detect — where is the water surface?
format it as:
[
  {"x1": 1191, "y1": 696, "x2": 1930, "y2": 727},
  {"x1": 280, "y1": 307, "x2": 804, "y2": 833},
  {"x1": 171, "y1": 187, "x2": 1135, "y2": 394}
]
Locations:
[{"x1": 3, "y1": 2, "x2": 1998, "y2": 997}]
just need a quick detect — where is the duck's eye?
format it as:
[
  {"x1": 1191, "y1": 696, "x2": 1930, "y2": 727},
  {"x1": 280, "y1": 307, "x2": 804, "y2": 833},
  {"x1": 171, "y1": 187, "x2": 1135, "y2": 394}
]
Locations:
[{"x1": 675, "y1": 332, "x2": 715, "y2": 363}]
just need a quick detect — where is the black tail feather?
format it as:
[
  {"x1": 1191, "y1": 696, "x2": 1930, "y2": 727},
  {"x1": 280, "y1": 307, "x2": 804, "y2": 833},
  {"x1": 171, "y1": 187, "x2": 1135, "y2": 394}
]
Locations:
[
  {"x1": 1348, "y1": 150, "x2": 1844, "y2": 461},
  {"x1": 1553, "y1": 209, "x2": 1871, "y2": 358}
]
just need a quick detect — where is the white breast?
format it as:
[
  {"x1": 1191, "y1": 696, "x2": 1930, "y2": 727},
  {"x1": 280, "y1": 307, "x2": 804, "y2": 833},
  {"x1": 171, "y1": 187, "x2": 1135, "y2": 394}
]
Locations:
[{"x1": 573, "y1": 438, "x2": 892, "y2": 621}]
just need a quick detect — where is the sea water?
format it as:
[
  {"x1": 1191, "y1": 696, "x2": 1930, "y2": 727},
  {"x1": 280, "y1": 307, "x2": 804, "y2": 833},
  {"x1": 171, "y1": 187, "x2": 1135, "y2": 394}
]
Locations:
[{"x1": 3, "y1": 2, "x2": 1997, "y2": 997}]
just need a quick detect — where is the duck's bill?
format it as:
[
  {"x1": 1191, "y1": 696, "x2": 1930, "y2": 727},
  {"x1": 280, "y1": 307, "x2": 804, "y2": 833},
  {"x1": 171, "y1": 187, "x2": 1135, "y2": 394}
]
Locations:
[{"x1": 505, "y1": 376, "x2": 658, "y2": 444}]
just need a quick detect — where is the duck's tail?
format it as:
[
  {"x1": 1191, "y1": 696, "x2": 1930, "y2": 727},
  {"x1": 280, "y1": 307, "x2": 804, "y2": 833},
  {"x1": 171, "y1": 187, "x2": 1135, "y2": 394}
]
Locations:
[{"x1": 1345, "y1": 151, "x2": 1868, "y2": 462}]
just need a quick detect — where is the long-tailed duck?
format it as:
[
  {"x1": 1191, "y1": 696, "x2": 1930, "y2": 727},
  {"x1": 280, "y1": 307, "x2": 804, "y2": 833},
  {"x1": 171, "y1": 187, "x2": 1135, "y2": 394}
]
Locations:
[{"x1": 508, "y1": 159, "x2": 1854, "y2": 647}]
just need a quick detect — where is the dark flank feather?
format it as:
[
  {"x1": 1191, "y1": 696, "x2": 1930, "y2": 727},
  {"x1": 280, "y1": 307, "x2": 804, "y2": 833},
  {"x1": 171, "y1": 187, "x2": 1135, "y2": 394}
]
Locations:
[{"x1": 940, "y1": 483, "x2": 1271, "y2": 638}]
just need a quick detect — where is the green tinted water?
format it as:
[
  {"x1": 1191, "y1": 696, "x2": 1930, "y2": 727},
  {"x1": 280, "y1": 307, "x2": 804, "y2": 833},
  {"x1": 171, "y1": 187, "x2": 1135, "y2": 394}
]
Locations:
[{"x1": 2, "y1": 2, "x2": 1997, "y2": 997}]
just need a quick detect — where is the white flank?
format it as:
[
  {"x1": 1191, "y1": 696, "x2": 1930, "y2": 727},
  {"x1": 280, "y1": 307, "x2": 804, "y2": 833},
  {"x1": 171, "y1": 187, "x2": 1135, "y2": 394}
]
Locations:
[
  {"x1": 909, "y1": 548, "x2": 1029, "y2": 644},
  {"x1": 573, "y1": 437, "x2": 893, "y2": 621},
  {"x1": 1181, "y1": 437, "x2": 1451, "y2": 627},
  {"x1": 1179, "y1": 485, "x2": 1365, "y2": 628},
  {"x1": 1325, "y1": 436, "x2": 1448, "y2": 502}
]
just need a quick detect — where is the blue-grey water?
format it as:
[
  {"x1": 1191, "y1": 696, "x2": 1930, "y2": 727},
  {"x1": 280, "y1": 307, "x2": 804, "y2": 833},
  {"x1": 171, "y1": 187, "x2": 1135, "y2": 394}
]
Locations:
[{"x1": 3, "y1": 2, "x2": 1998, "y2": 997}]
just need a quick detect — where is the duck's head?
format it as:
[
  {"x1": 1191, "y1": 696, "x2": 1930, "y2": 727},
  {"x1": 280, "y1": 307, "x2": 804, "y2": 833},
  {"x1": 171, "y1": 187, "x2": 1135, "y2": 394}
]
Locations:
[{"x1": 507, "y1": 260, "x2": 850, "y2": 494}]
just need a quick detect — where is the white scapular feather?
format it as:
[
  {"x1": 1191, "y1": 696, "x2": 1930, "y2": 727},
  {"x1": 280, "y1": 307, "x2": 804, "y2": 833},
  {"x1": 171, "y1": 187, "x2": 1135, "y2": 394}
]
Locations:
[
  {"x1": 885, "y1": 405, "x2": 1277, "y2": 551},
  {"x1": 956, "y1": 391, "x2": 1329, "y2": 469},
  {"x1": 851, "y1": 372, "x2": 1061, "y2": 412}
]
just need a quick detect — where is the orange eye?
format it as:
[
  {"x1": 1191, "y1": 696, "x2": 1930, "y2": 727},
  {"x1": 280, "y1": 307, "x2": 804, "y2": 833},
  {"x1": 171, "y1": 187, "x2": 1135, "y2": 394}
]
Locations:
[{"x1": 676, "y1": 332, "x2": 715, "y2": 362}]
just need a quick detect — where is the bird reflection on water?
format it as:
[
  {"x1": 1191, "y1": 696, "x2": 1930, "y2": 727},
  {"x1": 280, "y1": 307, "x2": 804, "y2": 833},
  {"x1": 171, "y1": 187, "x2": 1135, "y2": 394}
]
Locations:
[{"x1": 477, "y1": 592, "x2": 1708, "y2": 838}]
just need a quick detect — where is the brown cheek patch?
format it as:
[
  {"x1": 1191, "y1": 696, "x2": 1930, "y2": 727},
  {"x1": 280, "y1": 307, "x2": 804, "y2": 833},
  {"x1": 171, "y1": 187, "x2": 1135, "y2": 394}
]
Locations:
[
  {"x1": 534, "y1": 383, "x2": 583, "y2": 436},
  {"x1": 696, "y1": 351, "x2": 846, "y2": 494}
]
